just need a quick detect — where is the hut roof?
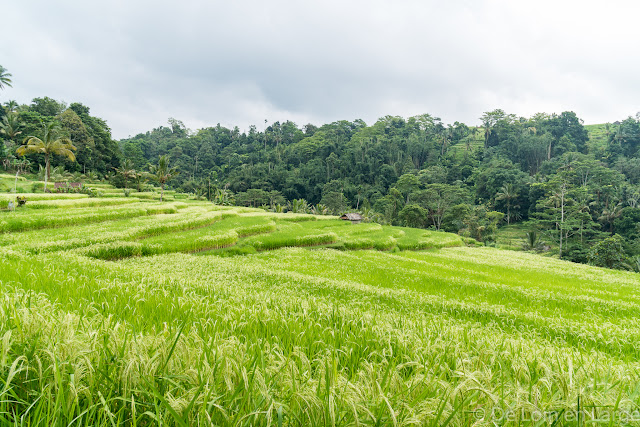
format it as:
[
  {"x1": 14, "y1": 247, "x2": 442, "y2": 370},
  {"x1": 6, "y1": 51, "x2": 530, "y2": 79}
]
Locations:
[{"x1": 340, "y1": 213, "x2": 363, "y2": 221}]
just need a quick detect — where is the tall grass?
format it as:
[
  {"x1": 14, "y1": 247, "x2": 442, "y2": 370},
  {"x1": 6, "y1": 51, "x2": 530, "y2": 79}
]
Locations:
[
  {"x1": 1, "y1": 199, "x2": 637, "y2": 424},
  {"x1": 1, "y1": 246, "x2": 640, "y2": 424},
  {"x1": 83, "y1": 230, "x2": 239, "y2": 260},
  {"x1": 23, "y1": 197, "x2": 141, "y2": 209},
  {"x1": 0, "y1": 192, "x2": 89, "y2": 201},
  {"x1": 0, "y1": 202, "x2": 193, "y2": 234}
]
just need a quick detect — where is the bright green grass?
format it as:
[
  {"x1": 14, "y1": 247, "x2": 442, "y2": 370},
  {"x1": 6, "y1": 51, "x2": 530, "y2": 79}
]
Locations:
[
  {"x1": 494, "y1": 221, "x2": 534, "y2": 249},
  {"x1": 23, "y1": 197, "x2": 142, "y2": 209},
  {"x1": 85, "y1": 182, "x2": 118, "y2": 188},
  {"x1": 0, "y1": 192, "x2": 89, "y2": 201},
  {"x1": 585, "y1": 123, "x2": 609, "y2": 150},
  {"x1": 0, "y1": 202, "x2": 182, "y2": 233},
  {"x1": 0, "y1": 176, "x2": 38, "y2": 193},
  {"x1": 1, "y1": 245, "x2": 640, "y2": 424},
  {"x1": 1, "y1": 206, "x2": 217, "y2": 254},
  {"x1": 1, "y1": 197, "x2": 640, "y2": 425},
  {"x1": 76, "y1": 213, "x2": 462, "y2": 260}
]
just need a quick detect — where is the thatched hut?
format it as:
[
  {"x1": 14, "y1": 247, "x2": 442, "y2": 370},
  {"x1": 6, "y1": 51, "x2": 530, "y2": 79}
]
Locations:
[{"x1": 340, "y1": 213, "x2": 363, "y2": 224}]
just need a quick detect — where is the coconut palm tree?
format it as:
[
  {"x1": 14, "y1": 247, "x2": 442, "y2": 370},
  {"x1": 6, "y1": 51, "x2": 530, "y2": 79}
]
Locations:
[
  {"x1": 599, "y1": 202, "x2": 623, "y2": 233},
  {"x1": 0, "y1": 66, "x2": 12, "y2": 90},
  {"x1": 149, "y1": 155, "x2": 179, "y2": 202},
  {"x1": 114, "y1": 158, "x2": 136, "y2": 189},
  {"x1": 0, "y1": 113, "x2": 23, "y2": 143},
  {"x1": 133, "y1": 171, "x2": 149, "y2": 192},
  {"x1": 16, "y1": 121, "x2": 76, "y2": 192},
  {"x1": 3, "y1": 100, "x2": 18, "y2": 112}
]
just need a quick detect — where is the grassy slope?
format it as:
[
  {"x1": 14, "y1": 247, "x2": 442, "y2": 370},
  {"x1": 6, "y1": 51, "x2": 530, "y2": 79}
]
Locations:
[{"x1": 585, "y1": 123, "x2": 609, "y2": 152}]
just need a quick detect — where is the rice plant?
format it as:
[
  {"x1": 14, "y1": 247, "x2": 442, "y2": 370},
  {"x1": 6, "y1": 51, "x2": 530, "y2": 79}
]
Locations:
[{"x1": 0, "y1": 196, "x2": 639, "y2": 425}]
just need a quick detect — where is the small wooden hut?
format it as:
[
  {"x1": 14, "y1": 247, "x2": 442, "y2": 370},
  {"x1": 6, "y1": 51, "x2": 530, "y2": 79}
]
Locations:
[{"x1": 340, "y1": 213, "x2": 363, "y2": 224}]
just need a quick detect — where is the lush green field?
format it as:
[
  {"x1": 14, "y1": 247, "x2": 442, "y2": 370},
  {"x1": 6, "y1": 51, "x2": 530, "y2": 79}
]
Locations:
[{"x1": 1, "y1": 192, "x2": 640, "y2": 425}]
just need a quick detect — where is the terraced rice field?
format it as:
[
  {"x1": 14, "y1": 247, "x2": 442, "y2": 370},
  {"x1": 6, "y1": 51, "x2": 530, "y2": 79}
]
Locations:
[{"x1": 1, "y1": 192, "x2": 640, "y2": 425}]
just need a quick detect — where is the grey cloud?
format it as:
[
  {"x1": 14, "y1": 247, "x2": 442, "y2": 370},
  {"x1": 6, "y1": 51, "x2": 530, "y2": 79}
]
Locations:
[{"x1": 4, "y1": 0, "x2": 640, "y2": 138}]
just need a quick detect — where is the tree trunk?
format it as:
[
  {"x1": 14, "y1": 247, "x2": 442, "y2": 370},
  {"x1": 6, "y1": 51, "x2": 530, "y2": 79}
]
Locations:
[
  {"x1": 160, "y1": 183, "x2": 164, "y2": 202},
  {"x1": 559, "y1": 191, "x2": 565, "y2": 257},
  {"x1": 44, "y1": 154, "x2": 50, "y2": 192}
]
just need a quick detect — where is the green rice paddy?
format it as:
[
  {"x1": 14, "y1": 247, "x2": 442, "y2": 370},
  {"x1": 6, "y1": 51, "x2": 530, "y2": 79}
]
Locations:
[{"x1": 0, "y1": 190, "x2": 639, "y2": 425}]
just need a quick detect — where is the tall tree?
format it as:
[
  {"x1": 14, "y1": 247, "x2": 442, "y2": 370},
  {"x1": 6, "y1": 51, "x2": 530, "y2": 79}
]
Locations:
[
  {"x1": 30, "y1": 97, "x2": 66, "y2": 117},
  {"x1": 495, "y1": 183, "x2": 519, "y2": 225},
  {"x1": 16, "y1": 121, "x2": 76, "y2": 191},
  {"x1": 480, "y1": 109, "x2": 507, "y2": 149},
  {"x1": 149, "y1": 155, "x2": 179, "y2": 202},
  {"x1": 69, "y1": 103, "x2": 121, "y2": 174},
  {"x1": 533, "y1": 175, "x2": 582, "y2": 258}
]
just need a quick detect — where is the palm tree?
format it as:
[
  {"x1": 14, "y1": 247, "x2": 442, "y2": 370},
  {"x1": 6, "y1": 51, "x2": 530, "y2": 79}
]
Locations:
[
  {"x1": 0, "y1": 113, "x2": 23, "y2": 143},
  {"x1": 16, "y1": 121, "x2": 76, "y2": 192},
  {"x1": 0, "y1": 66, "x2": 12, "y2": 90},
  {"x1": 3, "y1": 100, "x2": 18, "y2": 112},
  {"x1": 133, "y1": 171, "x2": 148, "y2": 192},
  {"x1": 114, "y1": 158, "x2": 136, "y2": 189},
  {"x1": 482, "y1": 121, "x2": 492, "y2": 149},
  {"x1": 149, "y1": 155, "x2": 179, "y2": 202},
  {"x1": 599, "y1": 202, "x2": 623, "y2": 233},
  {"x1": 495, "y1": 183, "x2": 519, "y2": 225},
  {"x1": 213, "y1": 187, "x2": 234, "y2": 206},
  {"x1": 289, "y1": 198, "x2": 310, "y2": 214},
  {"x1": 440, "y1": 127, "x2": 452, "y2": 156},
  {"x1": 522, "y1": 231, "x2": 544, "y2": 251}
]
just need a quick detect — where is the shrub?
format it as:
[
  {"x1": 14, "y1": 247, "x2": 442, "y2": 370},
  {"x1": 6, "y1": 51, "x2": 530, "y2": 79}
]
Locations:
[{"x1": 588, "y1": 234, "x2": 630, "y2": 270}]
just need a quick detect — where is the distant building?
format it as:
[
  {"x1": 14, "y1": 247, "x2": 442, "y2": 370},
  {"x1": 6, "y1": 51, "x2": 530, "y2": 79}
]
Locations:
[{"x1": 340, "y1": 213, "x2": 363, "y2": 224}]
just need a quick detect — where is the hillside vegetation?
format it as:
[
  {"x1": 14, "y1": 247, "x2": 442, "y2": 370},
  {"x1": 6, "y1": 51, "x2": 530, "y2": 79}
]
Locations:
[{"x1": 0, "y1": 189, "x2": 639, "y2": 425}]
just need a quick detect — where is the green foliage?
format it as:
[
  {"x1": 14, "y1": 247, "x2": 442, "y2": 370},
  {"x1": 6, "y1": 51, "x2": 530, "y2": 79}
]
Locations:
[
  {"x1": 398, "y1": 204, "x2": 428, "y2": 228},
  {"x1": 69, "y1": 102, "x2": 122, "y2": 174},
  {"x1": 522, "y1": 230, "x2": 544, "y2": 251},
  {"x1": 460, "y1": 205, "x2": 504, "y2": 244},
  {"x1": 29, "y1": 96, "x2": 66, "y2": 117},
  {"x1": 588, "y1": 234, "x2": 629, "y2": 269},
  {"x1": 614, "y1": 207, "x2": 640, "y2": 239},
  {"x1": 0, "y1": 112, "x2": 23, "y2": 145}
]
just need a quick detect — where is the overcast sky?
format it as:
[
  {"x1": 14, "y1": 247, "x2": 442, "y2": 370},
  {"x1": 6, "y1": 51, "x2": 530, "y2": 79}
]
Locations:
[{"x1": 3, "y1": 0, "x2": 639, "y2": 139}]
